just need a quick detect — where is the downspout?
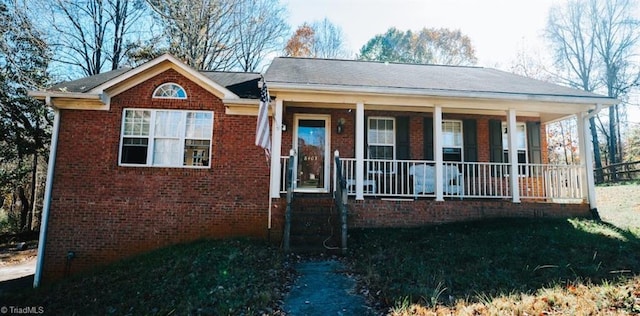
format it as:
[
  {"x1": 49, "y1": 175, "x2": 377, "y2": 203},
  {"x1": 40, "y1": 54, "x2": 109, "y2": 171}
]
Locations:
[
  {"x1": 584, "y1": 104, "x2": 603, "y2": 219},
  {"x1": 34, "y1": 100, "x2": 60, "y2": 288}
]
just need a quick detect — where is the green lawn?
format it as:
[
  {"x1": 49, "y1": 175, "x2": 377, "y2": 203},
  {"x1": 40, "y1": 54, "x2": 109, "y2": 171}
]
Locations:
[
  {"x1": 4, "y1": 184, "x2": 639, "y2": 315},
  {"x1": 4, "y1": 239, "x2": 291, "y2": 315},
  {"x1": 348, "y1": 218, "x2": 640, "y2": 315}
]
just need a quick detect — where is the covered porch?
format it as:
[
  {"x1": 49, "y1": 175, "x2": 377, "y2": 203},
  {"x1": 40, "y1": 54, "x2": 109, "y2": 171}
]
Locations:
[
  {"x1": 271, "y1": 104, "x2": 596, "y2": 207},
  {"x1": 258, "y1": 58, "x2": 619, "y2": 214}
]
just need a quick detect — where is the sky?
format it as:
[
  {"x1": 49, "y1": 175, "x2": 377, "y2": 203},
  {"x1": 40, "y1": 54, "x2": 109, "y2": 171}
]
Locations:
[
  {"x1": 285, "y1": 0, "x2": 640, "y2": 123},
  {"x1": 285, "y1": 0, "x2": 561, "y2": 67}
]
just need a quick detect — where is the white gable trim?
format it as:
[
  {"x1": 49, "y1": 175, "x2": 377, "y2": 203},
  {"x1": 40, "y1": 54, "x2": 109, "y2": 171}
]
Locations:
[{"x1": 90, "y1": 54, "x2": 239, "y2": 100}]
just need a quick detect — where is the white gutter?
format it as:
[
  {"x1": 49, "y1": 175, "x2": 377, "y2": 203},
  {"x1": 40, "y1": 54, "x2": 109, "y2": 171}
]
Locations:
[
  {"x1": 583, "y1": 103, "x2": 603, "y2": 212},
  {"x1": 33, "y1": 105, "x2": 60, "y2": 288},
  {"x1": 586, "y1": 103, "x2": 603, "y2": 120}
]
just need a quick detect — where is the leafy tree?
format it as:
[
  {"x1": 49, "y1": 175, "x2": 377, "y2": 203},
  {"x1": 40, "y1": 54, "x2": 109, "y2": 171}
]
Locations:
[
  {"x1": 0, "y1": 0, "x2": 51, "y2": 231},
  {"x1": 358, "y1": 27, "x2": 477, "y2": 66},
  {"x1": 284, "y1": 19, "x2": 349, "y2": 59},
  {"x1": 284, "y1": 23, "x2": 315, "y2": 57},
  {"x1": 547, "y1": 119, "x2": 580, "y2": 164},
  {"x1": 623, "y1": 123, "x2": 640, "y2": 162}
]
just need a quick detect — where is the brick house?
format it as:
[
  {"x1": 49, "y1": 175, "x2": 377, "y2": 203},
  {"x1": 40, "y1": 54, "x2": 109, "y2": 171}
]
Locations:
[{"x1": 30, "y1": 54, "x2": 617, "y2": 285}]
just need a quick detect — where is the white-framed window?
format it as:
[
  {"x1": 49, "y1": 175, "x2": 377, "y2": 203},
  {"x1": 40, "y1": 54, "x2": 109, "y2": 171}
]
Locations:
[
  {"x1": 368, "y1": 117, "x2": 395, "y2": 160},
  {"x1": 367, "y1": 117, "x2": 395, "y2": 173},
  {"x1": 442, "y1": 120, "x2": 463, "y2": 162},
  {"x1": 502, "y1": 122, "x2": 527, "y2": 174},
  {"x1": 119, "y1": 109, "x2": 213, "y2": 168},
  {"x1": 153, "y1": 83, "x2": 187, "y2": 99}
]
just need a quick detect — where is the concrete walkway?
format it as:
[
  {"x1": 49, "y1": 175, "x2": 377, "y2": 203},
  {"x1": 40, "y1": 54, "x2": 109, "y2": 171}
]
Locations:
[
  {"x1": 0, "y1": 258, "x2": 36, "y2": 297},
  {"x1": 0, "y1": 258, "x2": 36, "y2": 282},
  {"x1": 282, "y1": 259, "x2": 376, "y2": 316}
]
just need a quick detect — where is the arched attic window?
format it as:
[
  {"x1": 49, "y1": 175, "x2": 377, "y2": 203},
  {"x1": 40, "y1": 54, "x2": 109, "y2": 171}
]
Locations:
[{"x1": 153, "y1": 82, "x2": 187, "y2": 99}]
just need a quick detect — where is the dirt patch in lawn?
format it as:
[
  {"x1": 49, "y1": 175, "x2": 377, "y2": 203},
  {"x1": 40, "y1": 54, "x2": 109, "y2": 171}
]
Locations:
[
  {"x1": 0, "y1": 233, "x2": 38, "y2": 266},
  {"x1": 596, "y1": 183, "x2": 640, "y2": 229}
]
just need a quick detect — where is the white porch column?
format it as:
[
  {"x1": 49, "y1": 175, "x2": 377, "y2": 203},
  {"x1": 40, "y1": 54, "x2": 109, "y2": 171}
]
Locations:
[
  {"x1": 576, "y1": 113, "x2": 589, "y2": 201},
  {"x1": 434, "y1": 105, "x2": 444, "y2": 201},
  {"x1": 355, "y1": 102, "x2": 365, "y2": 200},
  {"x1": 507, "y1": 109, "x2": 521, "y2": 203},
  {"x1": 269, "y1": 99, "x2": 284, "y2": 198},
  {"x1": 581, "y1": 112, "x2": 598, "y2": 209}
]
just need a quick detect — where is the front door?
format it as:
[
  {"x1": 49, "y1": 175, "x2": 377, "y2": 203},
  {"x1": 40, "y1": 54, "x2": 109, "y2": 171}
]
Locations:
[{"x1": 293, "y1": 115, "x2": 331, "y2": 193}]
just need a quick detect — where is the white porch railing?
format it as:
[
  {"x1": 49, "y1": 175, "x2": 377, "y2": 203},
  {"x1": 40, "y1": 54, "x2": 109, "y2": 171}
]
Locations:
[
  {"x1": 280, "y1": 156, "x2": 584, "y2": 202},
  {"x1": 280, "y1": 156, "x2": 290, "y2": 193}
]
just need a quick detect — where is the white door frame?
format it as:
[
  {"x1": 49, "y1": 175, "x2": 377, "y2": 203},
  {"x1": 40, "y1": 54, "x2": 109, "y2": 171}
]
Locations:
[{"x1": 292, "y1": 114, "x2": 331, "y2": 193}]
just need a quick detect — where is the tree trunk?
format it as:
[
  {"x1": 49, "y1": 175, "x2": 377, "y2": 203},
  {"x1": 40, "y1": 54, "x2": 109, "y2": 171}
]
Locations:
[
  {"x1": 28, "y1": 152, "x2": 38, "y2": 231},
  {"x1": 590, "y1": 117, "x2": 604, "y2": 183},
  {"x1": 16, "y1": 187, "x2": 30, "y2": 231},
  {"x1": 608, "y1": 105, "x2": 618, "y2": 181},
  {"x1": 560, "y1": 121, "x2": 569, "y2": 164}
]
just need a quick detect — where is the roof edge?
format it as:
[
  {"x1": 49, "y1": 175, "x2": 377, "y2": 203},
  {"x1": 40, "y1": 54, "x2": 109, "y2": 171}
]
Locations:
[
  {"x1": 267, "y1": 82, "x2": 619, "y2": 106},
  {"x1": 90, "y1": 54, "x2": 240, "y2": 100}
]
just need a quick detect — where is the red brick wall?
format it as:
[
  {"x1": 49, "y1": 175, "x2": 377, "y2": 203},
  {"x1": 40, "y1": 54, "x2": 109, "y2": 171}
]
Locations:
[
  {"x1": 348, "y1": 199, "x2": 591, "y2": 228},
  {"x1": 279, "y1": 108, "x2": 547, "y2": 164},
  {"x1": 43, "y1": 69, "x2": 272, "y2": 281},
  {"x1": 45, "y1": 74, "x2": 556, "y2": 281}
]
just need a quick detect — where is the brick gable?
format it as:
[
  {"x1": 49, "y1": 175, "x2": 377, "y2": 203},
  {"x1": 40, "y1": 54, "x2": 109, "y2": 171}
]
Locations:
[{"x1": 43, "y1": 69, "x2": 271, "y2": 281}]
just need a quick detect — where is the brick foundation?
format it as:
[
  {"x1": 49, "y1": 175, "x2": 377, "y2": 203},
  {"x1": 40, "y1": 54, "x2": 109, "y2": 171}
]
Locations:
[{"x1": 348, "y1": 198, "x2": 592, "y2": 228}]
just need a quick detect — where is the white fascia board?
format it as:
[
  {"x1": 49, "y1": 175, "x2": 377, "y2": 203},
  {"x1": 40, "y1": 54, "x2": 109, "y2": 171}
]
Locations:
[
  {"x1": 223, "y1": 98, "x2": 262, "y2": 116},
  {"x1": 28, "y1": 90, "x2": 108, "y2": 110},
  {"x1": 29, "y1": 90, "x2": 101, "y2": 100},
  {"x1": 267, "y1": 82, "x2": 619, "y2": 106}
]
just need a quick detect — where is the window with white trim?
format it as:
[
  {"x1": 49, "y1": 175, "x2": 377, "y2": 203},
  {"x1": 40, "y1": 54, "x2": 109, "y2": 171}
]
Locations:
[
  {"x1": 367, "y1": 117, "x2": 395, "y2": 173},
  {"x1": 368, "y1": 117, "x2": 395, "y2": 160},
  {"x1": 119, "y1": 109, "x2": 213, "y2": 167},
  {"x1": 153, "y1": 83, "x2": 187, "y2": 99},
  {"x1": 502, "y1": 122, "x2": 527, "y2": 174},
  {"x1": 442, "y1": 120, "x2": 463, "y2": 162}
]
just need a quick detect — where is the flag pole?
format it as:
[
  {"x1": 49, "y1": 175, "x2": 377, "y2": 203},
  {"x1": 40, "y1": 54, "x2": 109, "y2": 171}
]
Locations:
[{"x1": 257, "y1": 74, "x2": 273, "y2": 241}]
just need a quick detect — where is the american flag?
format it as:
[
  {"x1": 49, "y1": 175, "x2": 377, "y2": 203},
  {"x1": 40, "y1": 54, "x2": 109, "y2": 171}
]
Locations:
[{"x1": 255, "y1": 80, "x2": 271, "y2": 160}]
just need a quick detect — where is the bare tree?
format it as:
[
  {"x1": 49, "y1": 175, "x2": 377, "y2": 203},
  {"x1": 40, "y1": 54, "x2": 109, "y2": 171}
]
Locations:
[
  {"x1": 546, "y1": 0, "x2": 605, "y2": 182},
  {"x1": 547, "y1": 0, "x2": 640, "y2": 182},
  {"x1": 32, "y1": 0, "x2": 148, "y2": 77},
  {"x1": 147, "y1": 0, "x2": 239, "y2": 71},
  {"x1": 232, "y1": 0, "x2": 289, "y2": 72},
  {"x1": 590, "y1": 0, "x2": 640, "y2": 176},
  {"x1": 310, "y1": 18, "x2": 349, "y2": 59}
]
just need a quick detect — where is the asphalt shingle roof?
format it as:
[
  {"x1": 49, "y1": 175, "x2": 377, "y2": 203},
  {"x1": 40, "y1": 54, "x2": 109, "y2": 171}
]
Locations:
[
  {"x1": 50, "y1": 67, "x2": 133, "y2": 93},
  {"x1": 265, "y1": 57, "x2": 610, "y2": 100},
  {"x1": 46, "y1": 57, "x2": 614, "y2": 103},
  {"x1": 200, "y1": 72, "x2": 262, "y2": 99},
  {"x1": 48, "y1": 68, "x2": 263, "y2": 99}
]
